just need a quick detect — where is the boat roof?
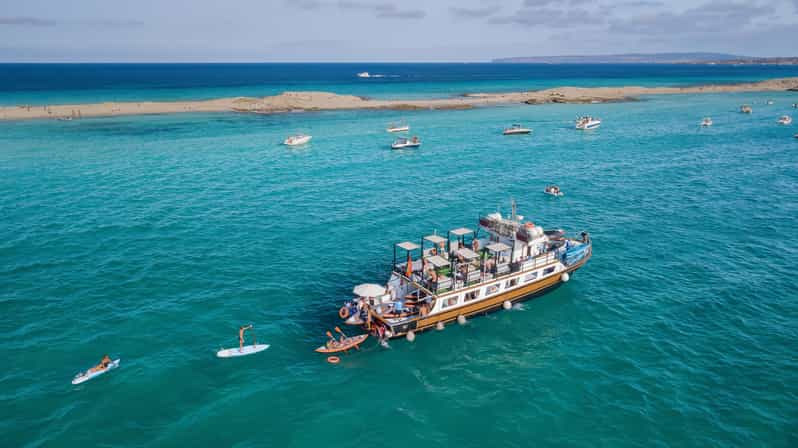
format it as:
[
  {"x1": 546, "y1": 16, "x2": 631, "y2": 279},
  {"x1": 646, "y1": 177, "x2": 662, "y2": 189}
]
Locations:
[
  {"x1": 424, "y1": 234, "x2": 447, "y2": 245},
  {"x1": 456, "y1": 247, "x2": 480, "y2": 260},
  {"x1": 396, "y1": 241, "x2": 420, "y2": 251},
  {"x1": 450, "y1": 227, "x2": 473, "y2": 236},
  {"x1": 485, "y1": 242, "x2": 512, "y2": 252},
  {"x1": 426, "y1": 255, "x2": 449, "y2": 268},
  {"x1": 353, "y1": 283, "x2": 386, "y2": 297}
]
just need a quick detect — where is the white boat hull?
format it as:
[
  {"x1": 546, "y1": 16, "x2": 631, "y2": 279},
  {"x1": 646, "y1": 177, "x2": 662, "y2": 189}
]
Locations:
[{"x1": 284, "y1": 136, "x2": 312, "y2": 146}]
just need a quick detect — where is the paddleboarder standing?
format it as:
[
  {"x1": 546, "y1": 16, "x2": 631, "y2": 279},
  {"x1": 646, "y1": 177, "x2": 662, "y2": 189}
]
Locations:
[{"x1": 239, "y1": 325, "x2": 253, "y2": 351}]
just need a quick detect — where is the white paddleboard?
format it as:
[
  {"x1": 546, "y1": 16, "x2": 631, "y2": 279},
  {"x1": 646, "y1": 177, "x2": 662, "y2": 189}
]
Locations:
[
  {"x1": 72, "y1": 359, "x2": 120, "y2": 385},
  {"x1": 216, "y1": 344, "x2": 269, "y2": 358}
]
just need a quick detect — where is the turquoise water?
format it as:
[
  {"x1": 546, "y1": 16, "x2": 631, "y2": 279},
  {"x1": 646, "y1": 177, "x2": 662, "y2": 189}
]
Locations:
[{"x1": 2, "y1": 87, "x2": 798, "y2": 446}]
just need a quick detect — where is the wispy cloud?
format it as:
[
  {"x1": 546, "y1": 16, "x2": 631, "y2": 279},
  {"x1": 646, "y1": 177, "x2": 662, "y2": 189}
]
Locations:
[
  {"x1": 0, "y1": 16, "x2": 56, "y2": 26},
  {"x1": 286, "y1": 0, "x2": 426, "y2": 19},
  {"x1": 608, "y1": 1, "x2": 775, "y2": 35},
  {"x1": 449, "y1": 5, "x2": 500, "y2": 19},
  {"x1": 0, "y1": 16, "x2": 143, "y2": 28}
]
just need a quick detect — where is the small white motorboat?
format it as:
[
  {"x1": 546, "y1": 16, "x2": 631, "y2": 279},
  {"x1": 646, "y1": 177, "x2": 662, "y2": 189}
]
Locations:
[
  {"x1": 766, "y1": 100, "x2": 774, "y2": 105},
  {"x1": 386, "y1": 122, "x2": 410, "y2": 133},
  {"x1": 503, "y1": 124, "x2": 532, "y2": 135},
  {"x1": 778, "y1": 115, "x2": 792, "y2": 125},
  {"x1": 544, "y1": 185, "x2": 564, "y2": 197},
  {"x1": 357, "y1": 72, "x2": 370, "y2": 78},
  {"x1": 284, "y1": 134, "x2": 312, "y2": 146},
  {"x1": 700, "y1": 117, "x2": 713, "y2": 127},
  {"x1": 740, "y1": 105, "x2": 752, "y2": 114},
  {"x1": 576, "y1": 116, "x2": 601, "y2": 130},
  {"x1": 792, "y1": 103, "x2": 797, "y2": 109},
  {"x1": 391, "y1": 136, "x2": 421, "y2": 149}
]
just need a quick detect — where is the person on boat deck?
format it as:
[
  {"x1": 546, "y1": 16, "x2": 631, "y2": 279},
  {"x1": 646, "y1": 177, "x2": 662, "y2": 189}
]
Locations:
[
  {"x1": 89, "y1": 355, "x2": 112, "y2": 373},
  {"x1": 239, "y1": 324, "x2": 253, "y2": 350}
]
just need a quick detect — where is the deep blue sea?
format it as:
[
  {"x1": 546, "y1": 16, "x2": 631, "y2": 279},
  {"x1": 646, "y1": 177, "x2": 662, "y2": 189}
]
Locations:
[{"x1": 1, "y1": 64, "x2": 797, "y2": 447}]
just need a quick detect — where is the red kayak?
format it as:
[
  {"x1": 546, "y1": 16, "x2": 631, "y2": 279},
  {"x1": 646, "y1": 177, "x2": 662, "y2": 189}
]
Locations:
[{"x1": 315, "y1": 334, "x2": 369, "y2": 353}]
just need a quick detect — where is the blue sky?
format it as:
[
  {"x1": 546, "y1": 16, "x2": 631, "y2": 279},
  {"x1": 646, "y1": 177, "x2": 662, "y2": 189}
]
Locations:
[{"x1": 1, "y1": 0, "x2": 797, "y2": 61}]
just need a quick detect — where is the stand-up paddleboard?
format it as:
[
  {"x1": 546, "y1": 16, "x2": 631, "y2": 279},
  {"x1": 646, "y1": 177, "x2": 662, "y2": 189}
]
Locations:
[
  {"x1": 217, "y1": 344, "x2": 269, "y2": 358},
  {"x1": 72, "y1": 359, "x2": 120, "y2": 385},
  {"x1": 315, "y1": 334, "x2": 368, "y2": 353}
]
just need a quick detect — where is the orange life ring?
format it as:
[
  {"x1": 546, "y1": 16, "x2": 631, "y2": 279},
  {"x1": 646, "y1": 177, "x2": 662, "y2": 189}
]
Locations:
[
  {"x1": 327, "y1": 356, "x2": 340, "y2": 364},
  {"x1": 338, "y1": 306, "x2": 350, "y2": 319}
]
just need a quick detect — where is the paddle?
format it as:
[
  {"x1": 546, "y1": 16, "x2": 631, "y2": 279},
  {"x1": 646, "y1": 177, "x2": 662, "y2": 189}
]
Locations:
[{"x1": 335, "y1": 327, "x2": 359, "y2": 351}]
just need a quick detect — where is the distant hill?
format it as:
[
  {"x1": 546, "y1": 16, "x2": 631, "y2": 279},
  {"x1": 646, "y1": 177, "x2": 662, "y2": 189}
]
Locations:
[{"x1": 492, "y1": 53, "x2": 748, "y2": 64}]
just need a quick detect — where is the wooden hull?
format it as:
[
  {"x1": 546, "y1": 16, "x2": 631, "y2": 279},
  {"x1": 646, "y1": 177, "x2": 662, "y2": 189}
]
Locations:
[
  {"x1": 315, "y1": 334, "x2": 369, "y2": 353},
  {"x1": 378, "y1": 247, "x2": 591, "y2": 338}
]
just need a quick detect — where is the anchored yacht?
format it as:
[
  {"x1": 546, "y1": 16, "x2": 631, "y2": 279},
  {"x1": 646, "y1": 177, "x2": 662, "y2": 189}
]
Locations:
[
  {"x1": 284, "y1": 134, "x2": 312, "y2": 146},
  {"x1": 503, "y1": 124, "x2": 532, "y2": 135},
  {"x1": 576, "y1": 116, "x2": 601, "y2": 130},
  {"x1": 336, "y1": 204, "x2": 592, "y2": 341},
  {"x1": 740, "y1": 105, "x2": 753, "y2": 114},
  {"x1": 391, "y1": 136, "x2": 421, "y2": 149},
  {"x1": 778, "y1": 115, "x2": 792, "y2": 125},
  {"x1": 387, "y1": 122, "x2": 410, "y2": 133},
  {"x1": 701, "y1": 117, "x2": 713, "y2": 127}
]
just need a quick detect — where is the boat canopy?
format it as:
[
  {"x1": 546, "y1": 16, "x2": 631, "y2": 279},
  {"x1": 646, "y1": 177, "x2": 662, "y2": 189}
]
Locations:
[
  {"x1": 424, "y1": 234, "x2": 447, "y2": 245},
  {"x1": 456, "y1": 247, "x2": 480, "y2": 260},
  {"x1": 426, "y1": 255, "x2": 449, "y2": 268},
  {"x1": 450, "y1": 227, "x2": 473, "y2": 236},
  {"x1": 353, "y1": 283, "x2": 386, "y2": 297},
  {"x1": 396, "y1": 241, "x2": 420, "y2": 251},
  {"x1": 485, "y1": 242, "x2": 512, "y2": 253}
]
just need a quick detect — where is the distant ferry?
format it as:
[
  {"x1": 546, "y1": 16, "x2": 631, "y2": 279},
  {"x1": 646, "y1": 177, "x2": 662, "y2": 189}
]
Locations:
[{"x1": 336, "y1": 203, "x2": 592, "y2": 341}]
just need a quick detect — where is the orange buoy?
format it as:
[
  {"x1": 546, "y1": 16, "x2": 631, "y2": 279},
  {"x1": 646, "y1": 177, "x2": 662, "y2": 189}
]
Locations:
[
  {"x1": 338, "y1": 306, "x2": 350, "y2": 319},
  {"x1": 327, "y1": 356, "x2": 340, "y2": 364}
]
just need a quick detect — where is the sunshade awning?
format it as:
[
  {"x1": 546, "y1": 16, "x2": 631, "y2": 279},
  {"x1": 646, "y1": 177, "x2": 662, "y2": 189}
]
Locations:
[
  {"x1": 450, "y1": 227, "x2": 474, "y2": 236},
  {"x1": 456, "y1": 248, "x2": 480, "y2": 260},
  {"x1": 353, "y1": 283, "x2": 386, "y2": 297},
  {"x1": 485, "y1": 242, "x2": 512, "y2": 252},
  {"x1": 426, "y1": 255, "x2": 449, "y2": 268},
  {"x1": 424, "y1": 234, "x2": 447, "y2": 245},
  {"x1": 396, "y1": 241, "x2": 420, "y2": 251}
]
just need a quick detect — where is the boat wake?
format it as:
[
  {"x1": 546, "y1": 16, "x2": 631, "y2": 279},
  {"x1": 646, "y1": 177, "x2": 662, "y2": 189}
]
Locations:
[{"x1": 512, "y1": 303, "x2": 527, "y2": 311}]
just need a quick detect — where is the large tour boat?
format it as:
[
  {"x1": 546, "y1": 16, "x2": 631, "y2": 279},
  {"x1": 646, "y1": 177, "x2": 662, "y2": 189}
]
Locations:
[{"x1": 336, "y1": 204, "x2": 592, "y2": 340}]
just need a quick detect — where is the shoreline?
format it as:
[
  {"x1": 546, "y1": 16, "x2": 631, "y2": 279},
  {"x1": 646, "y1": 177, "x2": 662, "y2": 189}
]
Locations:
[{"x1": 2, "y1": 77, "x2": 797, "y2": 122}]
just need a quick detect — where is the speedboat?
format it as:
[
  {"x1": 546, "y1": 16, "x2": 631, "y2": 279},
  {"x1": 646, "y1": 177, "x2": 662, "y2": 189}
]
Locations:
[
  {"x1": 700, "y1": 117, "x2": 713, "y2": 127},
  {"x1": 544, "y1": 185, "x2": 564, "y2": 197},
  {"x1": 792, "y1": 103, "x2": 797, "y2": 109},
  {"x1": 357, "y1": 72, "x2": 370, "y2": 78},
  {"x1": 740, "y1": 105, "x2": 753, "y2": 114},
  {"x1": 387, "y1": 122, "x2": 410, "y2": 133},
  {"x1": 503, "y1": 124, "x2": 532, "y2": 135},
  {"x1": 284, "y1": 134, "x2": 312, "y2": 146},
  {"x1": 391, "y1": 136, "x2": 421, "y2": 149},
  {"x1": 766, "y1": 100, "x2": 774, "y2": 105},
  {"x1": 778, "y1": 115, "x2": 792, "y2": 125},
  {"x1": 576, "y1": 116, "x2": 601, "y2": 130}
]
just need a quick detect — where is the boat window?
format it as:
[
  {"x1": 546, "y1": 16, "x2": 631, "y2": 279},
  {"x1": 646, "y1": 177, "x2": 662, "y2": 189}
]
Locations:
[
  {"x1": 486, "y1": 284, "x2": 500, "y2": 295},
  {"x1": 524, "y1": 272, "x2": 538, "y2": 282},
  {"x1": 464, "y1": 290, "x2": 479, "y2": 302},
  {"x1": 543, "y1": 266, "x2": 555, "y2": 275},
  {"x1": 505, "y1": 278, "x2": 519, "y2": 288},
  {"x1": 442, "y1": 296, "x2": 459, "y2": 308}
]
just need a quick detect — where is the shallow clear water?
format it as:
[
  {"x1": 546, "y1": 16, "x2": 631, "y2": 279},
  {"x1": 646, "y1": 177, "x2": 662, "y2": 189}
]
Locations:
[{"x1": 1, "y1": 70, "x2": 798, "y2": 447}]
